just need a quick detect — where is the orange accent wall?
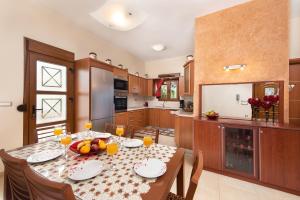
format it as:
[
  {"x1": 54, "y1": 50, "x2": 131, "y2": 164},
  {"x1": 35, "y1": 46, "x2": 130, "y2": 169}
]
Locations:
[{"x1": 193, "y1": 0, "x2": 289, "y2": 122}]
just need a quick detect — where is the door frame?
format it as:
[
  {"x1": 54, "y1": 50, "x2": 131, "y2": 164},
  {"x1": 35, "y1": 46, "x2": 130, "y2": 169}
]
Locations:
[{"x1": 23, "y1": 38, "x2": 75, "y2": 145}]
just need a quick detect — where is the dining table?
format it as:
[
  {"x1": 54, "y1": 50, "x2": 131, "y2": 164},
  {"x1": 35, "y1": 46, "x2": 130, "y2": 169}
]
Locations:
[{"x1": 7, "y1": 133, "x2": 185, "y2": 200}]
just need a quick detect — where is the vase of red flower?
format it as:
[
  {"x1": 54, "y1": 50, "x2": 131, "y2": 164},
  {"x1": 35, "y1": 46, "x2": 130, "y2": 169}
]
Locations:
[
  {"x1": 263, "y1": 95, "x2": 279, "y2": 123},
  {"x1": 248, "y1": 97, "x2": 261, "y2": 120}
]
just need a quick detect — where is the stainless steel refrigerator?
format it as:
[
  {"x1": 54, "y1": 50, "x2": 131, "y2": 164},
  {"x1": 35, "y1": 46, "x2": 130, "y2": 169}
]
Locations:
[{"x1": 90, "y1": 67, "x2": 114, "y2": 131}]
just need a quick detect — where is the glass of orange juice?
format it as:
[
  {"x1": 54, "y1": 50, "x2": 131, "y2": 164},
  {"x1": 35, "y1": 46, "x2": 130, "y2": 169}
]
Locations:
[
  {"x1": 106, "y1": 142, "x2": 119, "y2": 169},
  {"x1": 53, "y1": 125, "x2": 63, "y2": 142},
  {"x1": 143, "y1": 136, "x2": 153, "y2": 159},
  {"x1": 60, "y1": 132, "x2": 72, "y2": 159},
  {"x1": 84, "y1": 121, "x2": 93, "y2": 138},
  {"x1": 116, "y1": 125, "x2": 124, "y2": 142}
]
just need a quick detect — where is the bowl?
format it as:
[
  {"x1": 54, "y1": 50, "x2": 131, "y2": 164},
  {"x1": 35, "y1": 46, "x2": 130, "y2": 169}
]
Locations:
[{"x1": 206, "y1": 114, "x2": 219, "y2": 120}]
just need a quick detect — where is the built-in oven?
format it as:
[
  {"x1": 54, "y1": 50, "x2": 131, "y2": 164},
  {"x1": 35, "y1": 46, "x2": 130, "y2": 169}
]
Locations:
[
  {"x1": 114, "y1": 78, "x2": 128, "y2": 92},
  {"x1": 114, "y1": 95, "x2": 127, "y2": 113}
]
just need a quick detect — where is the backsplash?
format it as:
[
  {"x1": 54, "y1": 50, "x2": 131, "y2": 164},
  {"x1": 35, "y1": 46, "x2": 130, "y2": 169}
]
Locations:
[
  {"x1": 127, "y1": 94, "x2": 146, "y2": 108},
  {"x1": 145, "y1": 96, "x2": 180, "y2": 108}
]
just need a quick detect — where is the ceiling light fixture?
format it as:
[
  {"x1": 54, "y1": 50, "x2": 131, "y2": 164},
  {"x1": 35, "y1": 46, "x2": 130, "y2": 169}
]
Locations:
[
  {"x1": 90, "y1": 0, "x2": 147, "y2": 31},
  {"x1": 224, "y1": 64, "x2": 246, "y2": 72},
  {"x1": 152, "y1": 44, "x2": 166, "y2": 52}
]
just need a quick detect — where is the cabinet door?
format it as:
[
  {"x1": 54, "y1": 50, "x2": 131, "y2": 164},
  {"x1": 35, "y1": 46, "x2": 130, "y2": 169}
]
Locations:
[
  {"x1": 184, "y1": 66, "x2": 190, "y2": 94},
  {"x1": 149, "y1": 108, "x2": 160, "y2": 127},
  {"x1": 115, "y1": 112, "x2": 128, "y2": 126},
  {"x1": 174, "y1": 116, "x2": 180, "y2": 146},
  {"x1": 179, "y1": 117, "x2": 193, "y2": 149},
  {"x1": 179, "y1": 76, "x2": 184, "y2": 97},
  {"x1": 147, "y1": 79, "x2": 153, "y2": 96},
  {"x1": 113, "y1": 68, "x2": 128, "y2": 80},
  {"x1": 194, "y1": 120, "x2": 222, "y2": 170},
  {"x1": 260, "y1": 128, "x2": 300, "y2": 192}
]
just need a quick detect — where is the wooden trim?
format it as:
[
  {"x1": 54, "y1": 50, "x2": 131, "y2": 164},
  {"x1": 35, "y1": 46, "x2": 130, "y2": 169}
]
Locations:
[
  {"x1": 75, "y1": 58, "x2": 113, "y2": 72},
  {"x1": 25, "y1": 38, "x2": 74, "y2": 62},
  {"x1": 289, "y1": 58, "x2": 300, "y2": 65}
]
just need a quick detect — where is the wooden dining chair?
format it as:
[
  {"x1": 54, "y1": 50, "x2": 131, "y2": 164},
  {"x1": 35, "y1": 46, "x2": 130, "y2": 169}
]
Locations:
[
  {"x1": 104, "y1": 123, "x2": 131, "y2": 137},
  {"x1": 23, "y1": 165, "x2": 76, "y2": 200},
  {"x1": 167, "y1": 150, "x2": 204, "y2": 200},
  {"x1": 131, "y1": 127, "x2": 160, "y2": 144},
  {"x1": 0, "y1": 149, "x2": 30, "y2": 200}
]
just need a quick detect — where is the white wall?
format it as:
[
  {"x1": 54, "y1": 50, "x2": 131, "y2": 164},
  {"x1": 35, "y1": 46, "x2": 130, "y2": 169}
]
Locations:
[
  {"x1": 144, "y1": 56, "x2": 186, "y2": 78},
  {"x1": 290, "y1": 16, "x2": 300, "y2": 58},
  {"x1": 202, "y1": 84, "x2": 253, "y2": 119},
  {"x1": 0, "y1": 0, "x2": 144, "y2": 172}
]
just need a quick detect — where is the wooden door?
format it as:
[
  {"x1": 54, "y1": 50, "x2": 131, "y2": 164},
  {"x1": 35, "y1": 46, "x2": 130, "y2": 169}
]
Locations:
[
  {"x1": 259, "y1": 127, "x2": 300, "y2": 192},
  {"x1": 289, "y1": 59, "x2": 300, "y2": 125},
  {"x1": 194, "y1": 120, "x2": 222, "y2": 170},
  {"x1": 24, "y1": 38, "x2": 74, "y2": 144}
]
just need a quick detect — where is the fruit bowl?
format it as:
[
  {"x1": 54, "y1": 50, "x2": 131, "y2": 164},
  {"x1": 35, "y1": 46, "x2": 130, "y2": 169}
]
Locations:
[
  {"x1": 205, "y1": 111, "x2": 219, "y2": 120},
  {"x1": 70, "y1": 138, "x2": 108, "y2": 156}
]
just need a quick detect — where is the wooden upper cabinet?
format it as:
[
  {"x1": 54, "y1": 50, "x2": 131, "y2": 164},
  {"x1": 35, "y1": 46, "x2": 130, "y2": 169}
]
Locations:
[
  {"x1": 183, "y1": 60, "x2": 194, "y2": 96},
  {"x1": 128, "y1": 74, "x2": 139, "y2": 94},
  {"x1": 113, "y1": 67, "x2": 128, "y2": 80},
  {"x1": 194, "y1": 120, "x2": 222, "y2": 170},
  {"x1": 179, "y1": 76, "x2": 184, "y2": 97},
  {"x1": 147, "y1": 79, "x2": 154, "y2": 96},
  {"x1": 259, "y1": 127, "x2": 300, "y2": 192}
]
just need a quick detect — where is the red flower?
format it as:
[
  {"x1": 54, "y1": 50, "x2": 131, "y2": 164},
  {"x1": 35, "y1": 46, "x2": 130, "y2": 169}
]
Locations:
[{"x1": 261, "y1": 101, "x2": 272, "y2": 110}]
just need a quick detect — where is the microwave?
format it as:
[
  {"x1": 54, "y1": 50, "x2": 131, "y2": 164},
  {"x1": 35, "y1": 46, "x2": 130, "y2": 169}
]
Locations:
[{"x1": 114, "y1": 78, "x2": 128, "y2": 92}]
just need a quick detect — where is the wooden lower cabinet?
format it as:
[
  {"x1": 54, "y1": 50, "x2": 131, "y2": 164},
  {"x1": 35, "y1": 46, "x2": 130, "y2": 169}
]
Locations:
[
  {"x1": 159, "y1": 110, "x2": 174, "y2": 129},
  {"x1": 194, "y1": 120, "x2": 222, "y2": 171},
  {"x1": 115, "y1": 112, "x2": 128, "y2": 126},
  {"x1": 148, "y1": 108, "x2": 160, "y2": 127},
  {"x1": 128, "y1": 109, "x2": 145, "y2": 131},
  {"x1": 175, "y1": 116, "x2": 193, "y2": 149},
  {"x1": 259, "y1": 127, "x2": 300, "y2": 193}
]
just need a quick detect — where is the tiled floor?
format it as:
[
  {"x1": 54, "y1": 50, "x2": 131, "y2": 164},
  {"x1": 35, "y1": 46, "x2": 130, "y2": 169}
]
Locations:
[{"x1": 0, "y1": 136, "x2": 299, "y2": 200}]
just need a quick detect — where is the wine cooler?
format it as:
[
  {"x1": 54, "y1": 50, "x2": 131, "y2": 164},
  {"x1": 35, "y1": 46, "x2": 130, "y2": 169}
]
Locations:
[{"x1": 222, "y1": 125, "x2": 258, "y2": 179}]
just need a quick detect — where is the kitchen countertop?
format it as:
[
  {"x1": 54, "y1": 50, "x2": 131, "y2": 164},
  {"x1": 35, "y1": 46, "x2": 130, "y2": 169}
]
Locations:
[
  {"x1": 126, "y1": 106, "x2": 180, "y2": 111},
  {"x1": 171, "y1": 110, "x2": 194, "y2": 117}
]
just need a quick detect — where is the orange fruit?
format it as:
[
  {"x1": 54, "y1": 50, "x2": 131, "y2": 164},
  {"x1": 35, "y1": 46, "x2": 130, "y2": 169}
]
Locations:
[
  {"x1": 79, "y1": 144, "x2": 90, "y2": 154},
  {"x1": 98, "y1": 140, "x2": 107, "y2": 150}
]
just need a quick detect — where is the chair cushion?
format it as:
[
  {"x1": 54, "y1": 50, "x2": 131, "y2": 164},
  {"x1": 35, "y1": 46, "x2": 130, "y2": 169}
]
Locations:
[{"x1": 167, "y1": 192, "x2": 184, "y2": 200}]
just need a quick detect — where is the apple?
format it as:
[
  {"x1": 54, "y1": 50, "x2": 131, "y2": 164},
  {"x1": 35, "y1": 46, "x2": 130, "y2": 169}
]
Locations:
[{"x1": 91, "y1": 144, "x2": 99, "y2": 152}]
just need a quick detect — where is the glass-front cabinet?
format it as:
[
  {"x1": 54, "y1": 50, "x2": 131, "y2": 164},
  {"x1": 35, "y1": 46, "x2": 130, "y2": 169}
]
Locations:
[{"x1": 222, "y1": 125, "x2": 258, "y2": 179}]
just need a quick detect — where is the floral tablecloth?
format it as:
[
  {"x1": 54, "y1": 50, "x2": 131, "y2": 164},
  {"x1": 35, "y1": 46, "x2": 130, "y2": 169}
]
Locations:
[{"x1": 9, "y1": 135, "x2": 177, "y2": 200}]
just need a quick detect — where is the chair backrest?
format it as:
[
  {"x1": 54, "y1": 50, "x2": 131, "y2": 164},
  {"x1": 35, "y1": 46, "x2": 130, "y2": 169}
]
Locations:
[
  {"x1": 185, "y1": 150, "x2": 204, "y2": 200},
  {"x1": 23, "y1": 166, "x2": 76, "y2": 200},
  {"x1": 105, "y1": 123, "x2": 131, "y2": 137},
  {"x1": 0, "y1": 149, "x2": 30, "y2": 200},
  {"x1": 131, "y1": 127, "x2": 160, "y2": 144}
]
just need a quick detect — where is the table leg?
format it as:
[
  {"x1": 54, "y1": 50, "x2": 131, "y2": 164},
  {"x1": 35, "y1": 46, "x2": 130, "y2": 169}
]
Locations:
[{"x1": 177, "y1": 161, "x2": 184, "y2": 197}]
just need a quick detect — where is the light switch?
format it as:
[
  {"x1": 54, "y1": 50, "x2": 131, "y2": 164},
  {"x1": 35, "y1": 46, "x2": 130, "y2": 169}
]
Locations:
[{"x1": 0, "y1": 101, "x2": 12, "y2": 107}]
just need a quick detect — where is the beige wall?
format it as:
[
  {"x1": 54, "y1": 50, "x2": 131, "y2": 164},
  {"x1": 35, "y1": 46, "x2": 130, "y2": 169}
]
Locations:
[
  {"x1": 0, "y1": 0, "x2": 144, "y2": 172},
  {"x1": 290, "y1": 16, "x2": 300, "y2": 58},
  {"x1": 194, "y1": 0, "x2": 289, "y2": 122},
  {"x1": 144, "y1": 56, "x2": 186, "y2": 78}
]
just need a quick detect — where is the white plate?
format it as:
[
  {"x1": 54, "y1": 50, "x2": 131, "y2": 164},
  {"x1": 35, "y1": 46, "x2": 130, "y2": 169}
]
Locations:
[
  {"x1": 68, "y1": 160, "x2": 103, "y2": 181},
  {"x1": 93, "y1": 132, "x2": 112, "y2": 139},
  {"x1": 134, "y1": 158, "x2": 167, "y2": 178},
  {"x1": 27, "y1": 150, "x2": 63, "y2": 163},
  {"x1": 122, "y1": 139, "x2": 143, "y2": 148}
]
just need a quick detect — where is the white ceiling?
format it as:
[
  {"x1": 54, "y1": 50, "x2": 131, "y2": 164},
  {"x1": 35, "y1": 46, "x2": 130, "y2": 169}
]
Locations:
[{"x1": 36, "y1": 0, "x2": 256, "y2": 61}]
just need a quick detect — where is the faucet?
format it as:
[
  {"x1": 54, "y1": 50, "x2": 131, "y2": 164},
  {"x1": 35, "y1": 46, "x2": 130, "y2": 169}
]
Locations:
[{"x1": 162, "y1": 101, "x2": 166, "y2": 108}]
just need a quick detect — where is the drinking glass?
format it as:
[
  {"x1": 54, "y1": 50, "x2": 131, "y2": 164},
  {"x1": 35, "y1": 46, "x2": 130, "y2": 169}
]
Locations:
[
  {"x1": 106, "y1": 142, "x2": 119, "y2": 170},
  {"x1": 60, "y1": 133, "x2": 72, "y2": 159},
  {"x1": 143, "y1": 136, "x2": 153, "y2": 159},
  {"x1": 53, "y1": 126, "x2": 63, "y2": 142},
  {"x1": 115, "y1": 125, "x2": 125, "y2": 143},
  {"x1": 84, "y1": 121, "x2": 93, "y2": 138}
]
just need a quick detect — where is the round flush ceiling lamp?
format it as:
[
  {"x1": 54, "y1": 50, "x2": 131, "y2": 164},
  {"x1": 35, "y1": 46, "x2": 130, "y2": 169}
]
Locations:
[
  {"x1": 152, "y1": 44, "x2": 166, "y2": 52},
  {"x1": 90, "y1": 0, "x2": 147, "y2": 31}
]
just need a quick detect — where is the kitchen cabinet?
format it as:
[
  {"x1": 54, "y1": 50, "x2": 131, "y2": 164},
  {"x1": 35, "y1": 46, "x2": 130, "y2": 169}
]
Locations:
[
  {"x1": 259, "y1": 127, "x2": 300, "y2": 192},
  {"x1": 194, "y1": 120, "x2": 222, "y2": 170},
  {"x1": 183, "y1": 60, "x2": 194, "y2": 96},
  {"x1": 115, "y1": 112, "x2": 128, "y2": 126},
  {"x1": 179, "y1": 76, "x2": 184, "y2": 97},
  {"x1": 113, "y1": 67, "x2": 128, "y2": 80},
  {"x1": 128, "y1": 74, "x2": 140, "y2": 94},
  {"x1": 147, "y1": 79, "x2": 154, "y2": 96},
  {"x1": 175, "y1": 116, "x2": 193, "y2": 149},
  {"x1": 128, "y1": 109, "x2": 145, "y2": 131},
  {"x1": 148, "y1": 108, "x2": 160, "y2": 127},
  {"x1": 159, "y1": 109, "x2": 174, "y2": 129}
]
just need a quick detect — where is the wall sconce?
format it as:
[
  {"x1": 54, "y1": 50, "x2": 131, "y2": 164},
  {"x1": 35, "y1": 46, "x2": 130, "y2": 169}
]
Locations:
[
  {"x1": 288, "y1": 84, "x2": 295, "y2": 91},
  {"x1": 224, "y1": 64, "x2": 246, "y2": 72}
]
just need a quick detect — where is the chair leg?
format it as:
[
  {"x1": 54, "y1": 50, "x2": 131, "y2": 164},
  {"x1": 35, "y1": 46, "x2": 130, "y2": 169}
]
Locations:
[{"x1": 3, "y1": 172, "x2": 12, "y2": 200}]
